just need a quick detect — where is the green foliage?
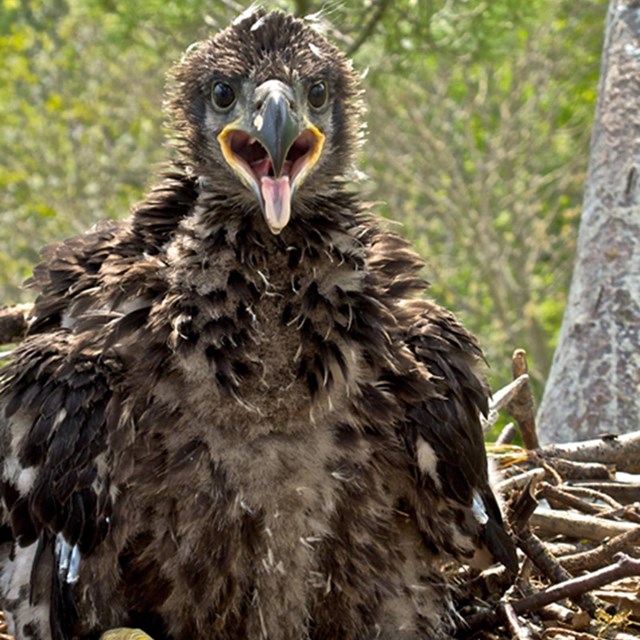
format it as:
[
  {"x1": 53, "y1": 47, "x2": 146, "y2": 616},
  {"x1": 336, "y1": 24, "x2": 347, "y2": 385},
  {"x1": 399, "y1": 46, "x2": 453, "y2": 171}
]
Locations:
[
  {"x1": 357, "y1": 0, "x2": 604, "y2": 391},
  {"x1": 0, "y1": 0, "x2": 606, "y2": 405}
]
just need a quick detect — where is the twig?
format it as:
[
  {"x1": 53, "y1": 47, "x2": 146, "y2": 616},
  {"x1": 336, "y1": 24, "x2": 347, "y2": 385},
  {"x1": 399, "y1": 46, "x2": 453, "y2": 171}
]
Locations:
[
  {"x1": 347, "y1": 0, "x2": 391, "y2": 56},
  {"x1": 511, "y1": 553, "x2": 640, "y2": 616},
  {"x1": 543, "y1": 457, "x2": 613, "y2": 480},
  {"x1": 545, "y1": 542, "x2": 581, "y2": 557},
  {"x1": 499, "y1": 601, "x2": 534, "y2": 640},
  {"x1": 496, "y1": 422, "x2": 517, "y2": 445},
  {"x1": 496, "y1": 467, "x2": 546, "y2": 495},
  {"x1": 530, "y1": 507, "x2": 640, "y2": 541},
  {"x1": 516, "y1": 528, "x2": 598, "y2": 616},
  {"x1": 541, "y1": 630, "x2": 598, "y2": 640},
  {"x1": 597, "y1": 503, "x2": 640, "y2": 525},
  {"x1": 537, "y1": 431, "x2": 640, "y2": 474},
  {"x1": 492, "y1": 374, "x2": 531, "y2": 413},
  {"x1": 538, "y1": 602, "x2": 590, "y2": 628},
  {"x1": 508, "y1": 476, "x2": 541, "y2": 533},
  {"x1": 559, "y1": 526, "x2": 640, "y2": 573},
  {"x1": 506, "y1": 350, "x2": 539, "y2": 449},
  {"x1": 540, "y1": 458, "x2": 564, "y2": 486},
  {"x1": 483, "y1": 374, "x2": 530, "y2": 432},
  {"x1": 570, "y1": 482, "x2": 640, "y2": 505},
  {"x1": 539, "y1": 482, "x2": 604, "y2": 515},
  {"x1": 561, "y1": 485, "x2": 623, "y2": 510}
]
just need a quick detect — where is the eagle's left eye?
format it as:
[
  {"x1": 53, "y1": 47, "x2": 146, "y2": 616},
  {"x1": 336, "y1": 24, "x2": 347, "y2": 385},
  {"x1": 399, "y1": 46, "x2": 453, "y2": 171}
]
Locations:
[
  {"x1": 308, "y1": 81, "x2": 328, "y2": 110},
  {"x1": 212, "y1": 82, "x2": 236, "y2": 111}
]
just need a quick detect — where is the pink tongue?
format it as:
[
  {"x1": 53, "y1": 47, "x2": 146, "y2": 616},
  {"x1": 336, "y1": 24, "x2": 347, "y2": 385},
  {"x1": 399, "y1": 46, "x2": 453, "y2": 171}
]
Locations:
[{"x1": 260, "y1": 176, "x2": 291, "y2": 234}]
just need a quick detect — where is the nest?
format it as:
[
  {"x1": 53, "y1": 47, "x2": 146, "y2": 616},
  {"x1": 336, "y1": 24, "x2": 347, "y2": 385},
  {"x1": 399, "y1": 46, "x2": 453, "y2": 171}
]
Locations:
[{"x1": 453, "y1": 350, "x2": 640, "y2": 639}]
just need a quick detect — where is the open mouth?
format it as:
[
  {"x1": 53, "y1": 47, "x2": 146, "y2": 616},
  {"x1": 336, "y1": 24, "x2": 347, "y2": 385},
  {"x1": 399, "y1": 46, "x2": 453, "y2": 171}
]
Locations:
[
  {"x1": 224, "y1": 129, "x2": 322, "y2": 184},
  {"x1": 218, "y1": 124, "x2": 325, "y2": 235}
]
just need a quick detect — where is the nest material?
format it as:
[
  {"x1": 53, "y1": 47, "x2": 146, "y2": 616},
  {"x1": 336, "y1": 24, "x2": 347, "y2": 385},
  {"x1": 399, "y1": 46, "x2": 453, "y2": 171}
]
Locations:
[{"x1": 455, "y1": 351, "x2": 640, "y2": 639}]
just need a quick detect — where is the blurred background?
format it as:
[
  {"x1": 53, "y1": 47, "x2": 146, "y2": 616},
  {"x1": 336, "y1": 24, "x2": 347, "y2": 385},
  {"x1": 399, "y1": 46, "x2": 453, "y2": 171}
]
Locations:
[{"x1": 0, "y1": 0, "x2": 606, "y2": 397}]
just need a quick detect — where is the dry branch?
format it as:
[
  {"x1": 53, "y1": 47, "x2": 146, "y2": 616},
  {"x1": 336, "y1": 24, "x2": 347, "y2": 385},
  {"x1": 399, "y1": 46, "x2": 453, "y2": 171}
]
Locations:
[
  {"x1": 496, "y1": 422, "x2": 517, "y2": 445},
  {"x1": 499, "y1": 601, "x2": 535, "y2": 640},
  {"x1": 530, "y1": 507, "x2": 640, "y2": 541},
  {"x1": 560, "y1": 485, "x2": 623, "y2": 510},
  {"x1": 544, "y1": 457, "x2": 613, "y2": 480},
  {"x1": 559, "y1": 527, "x2": 640, "y2": 573},
  {"x1": 506, "y1": 349, "x2": 540, "y2": 449},
  {"x1": 598, "y1": 504, "x2": 640, "y2": 525},
  {"x1": 510, "y1": 554, "x2": 640, "y2": 616},
  {"x1": 537, "y1": 431, "x2": 640, "y2": 474},
  {"x1": 484, "y1": 374, "x2": 530, "y2": 432},
  {"x1": 539, "y1": 603, "x2": 590, "y2": 628},
  {"x1": 516, "y1": 528, "x2": 598, "y2": 616},
  {"x1": 541, "y1": 630, "x2": 599, "y2": 640},
  {"x1": 571, "y1": 482, "x2": 640, "y2": 505},
  {"x1": 496, "y1": 467, "x2": 546, "y2": 494},
  {"x1": 540, "y1": 483, "x2": 604, "y2": 515}
]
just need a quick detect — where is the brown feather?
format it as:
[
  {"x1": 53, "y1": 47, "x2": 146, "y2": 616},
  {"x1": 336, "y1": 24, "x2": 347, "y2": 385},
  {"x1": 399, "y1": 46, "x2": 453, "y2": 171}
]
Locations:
[{"x1": 0, "y1": 9, "x2": 516, "y2": 640}]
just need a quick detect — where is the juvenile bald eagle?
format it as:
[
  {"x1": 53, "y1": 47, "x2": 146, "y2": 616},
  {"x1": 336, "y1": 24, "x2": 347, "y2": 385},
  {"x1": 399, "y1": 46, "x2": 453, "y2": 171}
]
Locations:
[{"x1": 0, "y1": 9, "x2": 517, "y2": 640}]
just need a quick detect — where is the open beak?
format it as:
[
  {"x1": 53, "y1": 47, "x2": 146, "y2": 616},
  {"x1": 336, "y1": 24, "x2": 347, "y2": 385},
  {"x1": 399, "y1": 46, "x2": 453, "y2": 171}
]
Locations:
[{"x1": 218, "y1": 80, "x2": 325, "y2": 235}]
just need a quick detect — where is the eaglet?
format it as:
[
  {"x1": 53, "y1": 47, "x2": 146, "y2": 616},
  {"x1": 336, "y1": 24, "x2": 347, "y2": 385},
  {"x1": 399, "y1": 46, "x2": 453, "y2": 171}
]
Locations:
[{"x1": 0, "y1": 8, "x2": 517, "y2": 640}]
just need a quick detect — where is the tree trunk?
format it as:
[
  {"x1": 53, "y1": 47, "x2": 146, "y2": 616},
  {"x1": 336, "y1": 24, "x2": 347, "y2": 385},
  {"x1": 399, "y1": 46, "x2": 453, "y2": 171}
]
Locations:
[{"x1": 537, "y1": 0, "x2": 640, "y2": 444}]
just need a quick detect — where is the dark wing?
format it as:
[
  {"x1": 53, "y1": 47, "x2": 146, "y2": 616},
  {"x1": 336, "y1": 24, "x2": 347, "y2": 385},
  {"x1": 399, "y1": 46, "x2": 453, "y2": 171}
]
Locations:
[
  {"x1": 367, "y1": 231, "x2": 517, "y2": 573},
  {"x1": 27, "y1": 168, "x2": 196, "y2": 336},
  {"x1": 0, "y1": 330, "x2": 118, "y2": 556},
  {"x1": 0, "y1": 168, "x2": 196, "y2": 553},
  {"x1": 403, "y1": 302, "x2": 518, "y2": 573},
  {"x1": 26, "y1": 222, "x2": 122, "y2": 335}
]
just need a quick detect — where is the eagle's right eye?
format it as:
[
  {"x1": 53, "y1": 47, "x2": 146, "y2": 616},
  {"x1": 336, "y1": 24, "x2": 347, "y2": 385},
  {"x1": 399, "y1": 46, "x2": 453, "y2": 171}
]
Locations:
[{"x1": 212, "y1": 82, "x2": 236, "y2": 111}]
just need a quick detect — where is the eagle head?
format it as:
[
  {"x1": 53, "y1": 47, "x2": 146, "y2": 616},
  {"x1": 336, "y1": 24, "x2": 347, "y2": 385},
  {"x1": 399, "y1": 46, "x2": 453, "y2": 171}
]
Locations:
[{"x1": 166, "y1": 9, "x2": 362, "y2": 235}]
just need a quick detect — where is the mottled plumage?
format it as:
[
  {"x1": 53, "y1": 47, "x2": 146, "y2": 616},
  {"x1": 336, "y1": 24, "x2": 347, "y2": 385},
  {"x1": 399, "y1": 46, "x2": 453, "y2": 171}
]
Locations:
[{"x1": 0, "y1": 9, "x2": 516, "y2": 640}]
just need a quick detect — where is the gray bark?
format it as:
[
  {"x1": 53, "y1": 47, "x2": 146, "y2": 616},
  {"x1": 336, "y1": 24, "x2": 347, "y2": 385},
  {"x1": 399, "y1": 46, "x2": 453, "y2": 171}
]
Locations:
[{"x1": 537, "y1": 0, "x2": 640, "y2": 444}]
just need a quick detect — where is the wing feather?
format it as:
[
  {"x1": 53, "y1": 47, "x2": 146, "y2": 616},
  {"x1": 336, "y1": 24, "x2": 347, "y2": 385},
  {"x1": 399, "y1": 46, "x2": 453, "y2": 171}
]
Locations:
[
  {"x1": 368, "y1": 230, "x2": 517, "y2": 573},
  {"x1": 403, "y1": 304, "x2": 518, "y2": 573},
  {"x1": 1, "y1": 331, "x2": 116, "y2": 555}
]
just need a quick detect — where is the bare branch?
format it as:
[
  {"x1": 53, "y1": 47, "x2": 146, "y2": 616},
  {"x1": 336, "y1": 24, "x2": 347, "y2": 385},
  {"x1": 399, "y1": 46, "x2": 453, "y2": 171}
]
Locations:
[
  {"x1": 347, "y1": 0, "x2": 390, "y2": 56},
  {"x1": 560, "y1": 485, "x2": 623, "y2": 510},
  {"x1": 541, "y1": 630, "x2": 600, "y2": 640},
  {"x1": 483, "y1": 374, "x2": 530, "y2": 432},
  {"x1": 516, "y1": 528, "x2": 598, "y2": 616},
  {"x1": 540, "y1": 482, "x2": 604, "y2": 516},
  {"x1": 543, "y1": 457, "x2": 613, "y2": 480},
  {"x1": 496, "y1": 468, "x2": 546, "y2": 495},
  {"x1": 496, "y1": 422, "x2": 517, "y2": 445},
  {"x1": 507, "y1": 350, "x2": 539, "y2": 449},
  {"x1": 511, "y1": 553, "x2": 640, "y2": 616},
  {"x1": 536, "y1": 431, "x2": 640, "y2": 474},
  {"x1": 499, "y1": 601, "x2": 534, "y2": 640},
  {"x1": 570, "y1": 481, "x2": 640, "y2": 505},
  {"x1": 559, "y1": 526, "x2": 640, "y2": 573},
  {"x1": 530, "y1": 507, "x2": 640, "y2": 541}
]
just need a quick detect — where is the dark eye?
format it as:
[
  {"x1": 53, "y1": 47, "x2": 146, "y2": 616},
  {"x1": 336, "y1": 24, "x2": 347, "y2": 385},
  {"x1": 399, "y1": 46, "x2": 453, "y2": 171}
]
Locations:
[
  {"x1": 212, "y1": 82, "x2": 236, "y2": 111},
  {"x1": 308, "y1": 81, "x2": 328, "y2": 110}
]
